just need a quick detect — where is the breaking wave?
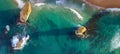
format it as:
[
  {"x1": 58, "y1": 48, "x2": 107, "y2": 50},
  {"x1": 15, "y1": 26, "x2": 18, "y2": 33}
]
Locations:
[
  {"x1": 69, "y1": 8, "x2": 83, "y2": 20},
  {"x1": 65, "y1": 7, "x2": 83, "y2": 20}
]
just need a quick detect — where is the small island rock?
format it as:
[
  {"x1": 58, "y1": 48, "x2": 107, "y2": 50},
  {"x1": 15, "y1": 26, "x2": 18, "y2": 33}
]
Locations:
[{"x1": 75, "y1": 26, "x2": 88, "y2": 38}]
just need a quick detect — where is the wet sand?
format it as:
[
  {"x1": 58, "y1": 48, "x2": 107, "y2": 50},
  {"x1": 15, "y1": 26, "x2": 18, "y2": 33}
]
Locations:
[{"x1": 85, "y1": 0, "x2": 120, "y2": 8}]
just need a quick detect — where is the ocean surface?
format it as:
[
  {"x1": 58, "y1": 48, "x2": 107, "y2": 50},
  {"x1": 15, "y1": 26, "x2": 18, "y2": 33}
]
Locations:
[{"x1": 0, "y1": 0, "x2": 120, "y2": 54}]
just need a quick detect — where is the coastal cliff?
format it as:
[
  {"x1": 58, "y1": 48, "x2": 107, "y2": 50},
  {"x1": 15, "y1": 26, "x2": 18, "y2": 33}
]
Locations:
[
  {"x1": 85, "y1": 0, "x2": 120, "y2": 8},
  {"x1": 19, "y1": 2, "x2": 32, "y2": 23}
]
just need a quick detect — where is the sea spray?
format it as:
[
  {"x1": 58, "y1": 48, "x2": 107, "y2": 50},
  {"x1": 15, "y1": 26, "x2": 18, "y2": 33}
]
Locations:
[{"x1": 15, "y1": 0, "x2": 25, "y2": 8}]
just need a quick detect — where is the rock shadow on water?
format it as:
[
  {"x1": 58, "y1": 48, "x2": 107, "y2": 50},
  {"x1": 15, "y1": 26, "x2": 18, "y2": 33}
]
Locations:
[
  {"x1": 0, "y1": 9, "x2": 20, "y2": 53},
  {"x1": 30, "y1": 27, "x2": 82, "y2": 40},
  {"x1": 85, "y1": 10, "x2": 110, "y2": 39},
  {"x1": 83, "y1": 10, "x2": 119, "y2": 53},
  {"x1": 85, "y1": 10, "x2": 110, "y2": 42}
]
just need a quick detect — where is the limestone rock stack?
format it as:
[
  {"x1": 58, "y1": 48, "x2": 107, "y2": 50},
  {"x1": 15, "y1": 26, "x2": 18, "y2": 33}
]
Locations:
[{"x1": 19, "y1": 2, "x2": 32, "y2": 23}]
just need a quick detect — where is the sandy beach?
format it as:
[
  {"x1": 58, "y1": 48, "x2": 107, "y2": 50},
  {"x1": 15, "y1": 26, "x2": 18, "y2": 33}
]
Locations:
[{"x1": 85, "y1": 0, "x2": 120, "y2": 8}]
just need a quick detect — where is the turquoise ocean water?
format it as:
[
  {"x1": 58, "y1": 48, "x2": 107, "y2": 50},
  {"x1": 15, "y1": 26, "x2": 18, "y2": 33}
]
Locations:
[{"x1": 0, "y1": 0, "x2": 120, "y2": 54}]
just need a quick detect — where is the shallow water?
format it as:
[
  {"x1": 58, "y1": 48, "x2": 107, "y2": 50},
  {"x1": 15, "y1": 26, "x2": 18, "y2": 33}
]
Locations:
[{"x1": 0, "y1": 0, "x2": 120, "y2": 54}]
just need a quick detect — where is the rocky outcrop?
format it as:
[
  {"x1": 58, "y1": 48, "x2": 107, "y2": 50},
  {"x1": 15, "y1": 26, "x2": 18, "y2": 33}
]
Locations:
[
  {"x1": 85, "y1": 0, "x2": 120, "y2": 8},
  {"x1": 19, "y1": 2, "x2": 32, "y2": 23}
]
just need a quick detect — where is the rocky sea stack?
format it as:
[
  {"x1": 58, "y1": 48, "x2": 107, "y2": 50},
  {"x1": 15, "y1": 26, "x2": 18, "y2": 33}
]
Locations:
[{"x1": 19, "y1": 2, "x2": 32, "y2": 23}]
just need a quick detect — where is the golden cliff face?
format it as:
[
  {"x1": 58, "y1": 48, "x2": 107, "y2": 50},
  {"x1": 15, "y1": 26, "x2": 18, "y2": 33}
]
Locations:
[{"x1": 20, "y1": 2, "x2": 32, "y2": 23}]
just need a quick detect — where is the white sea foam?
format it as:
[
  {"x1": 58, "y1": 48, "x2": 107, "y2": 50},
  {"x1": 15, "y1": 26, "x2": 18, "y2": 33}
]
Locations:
[
  {"x1": 34, "y1": 3, "x2": 45, "y2": 7},
  {"x1": 81, "y1": 3, "x2": 85, "y2": 10},
  {"x1": 110, "y1": 31, "x2": 120, "y2": 51},
  {"x1": 106, "y1": 8, "x2": 120, "y2": 11},
  {"x1": 11, "y1": 36, "x2": 19, "y2": 47},
  {"x1": 65, "y1": 7, "x2": 83, "y2": 20},
  {"x1": 15, "y1": 0, "x2": 25, "y2": 8},
  {"x1": 69, "y1": 8, "x2": 83, "y2": 20},
  {"x1": 56, "y1": 0, "x2": 64, "y2": 5},
  {"x1": 6, "y1": 25, "x2": 10, "y2": 31}
]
